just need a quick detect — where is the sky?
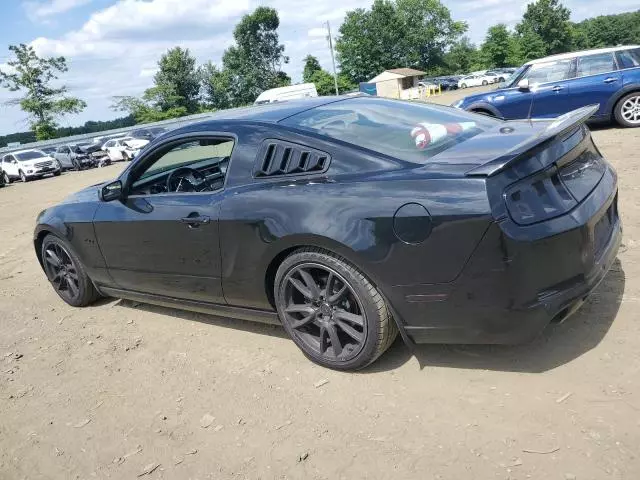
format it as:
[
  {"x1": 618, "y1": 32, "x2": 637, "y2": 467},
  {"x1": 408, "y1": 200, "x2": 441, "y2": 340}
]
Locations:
[{"x1": 0, "y1": 0, "x2": 638, "y2": 134}]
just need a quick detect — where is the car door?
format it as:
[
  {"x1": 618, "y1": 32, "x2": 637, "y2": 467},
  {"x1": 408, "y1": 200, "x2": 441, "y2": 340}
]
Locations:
[
  {"x1": 3, "y1": 155, "x2": 18, "y2": 178},
  {"x1": 565, "y1": 52, "x2": 621, "y2": 117},
  {"x1": 93, "y1": 135, "x2": 234, "y2": 304},
  {"x1": 527, "y1": 58, "x2": 573, "y2": 118},
  {"x1": 109, "y1": 141, "x2": 124, "y2": 161},
  {"x1": 56, "y1": 146, "x2": 72, "y2": 168}
]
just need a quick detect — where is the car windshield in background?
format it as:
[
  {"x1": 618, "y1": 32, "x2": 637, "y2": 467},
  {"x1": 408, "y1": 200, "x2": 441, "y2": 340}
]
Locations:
[
  {"x1": 505, "y1": 65, "x2": 529, "y2": 88},
  {"x1": 281, "y1": 97, "x2": 499, "y2": 163},
  {"x1": 15, "y1": 150, "x2": 47, "y2": 160}
]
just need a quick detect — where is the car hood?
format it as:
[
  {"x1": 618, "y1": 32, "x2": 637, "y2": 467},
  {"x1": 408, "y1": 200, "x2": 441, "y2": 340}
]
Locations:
[
  {"x1": 60, "y1": 182, "x2": 105, "y2": 204},
  {"x1": 456, "y1": 87, "x2": 507, "y2": 107}
]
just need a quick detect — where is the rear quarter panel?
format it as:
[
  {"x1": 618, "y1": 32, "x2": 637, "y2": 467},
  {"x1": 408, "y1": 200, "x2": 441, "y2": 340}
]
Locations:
[{"x1": 219, "y1": 127, "x2": 493, "y2": 309}]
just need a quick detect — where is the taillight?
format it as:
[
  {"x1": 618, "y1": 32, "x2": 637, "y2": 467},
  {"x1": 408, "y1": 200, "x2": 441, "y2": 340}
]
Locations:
[{"x1": 504, "y1": 150, "x2": 606, "y2": 226}]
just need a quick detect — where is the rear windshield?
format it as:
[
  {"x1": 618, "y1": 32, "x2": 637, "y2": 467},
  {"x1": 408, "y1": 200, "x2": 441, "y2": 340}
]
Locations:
[{"x1": 280, "y1": 97, "x2": 499, "y2": 163}]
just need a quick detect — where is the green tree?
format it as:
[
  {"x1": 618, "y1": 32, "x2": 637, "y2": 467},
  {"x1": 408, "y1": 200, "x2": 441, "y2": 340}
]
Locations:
[
  {"x1": 303, "y1": 55, "x2": 323, "y2": 83},
  {"x1": 308, "y1": 70, "x2": 356, "y2": 96},
  {"x1": 480, "y1": 24, "x2": 516, "y2": 68},
  {"x1": 516, "y1": 0, "x2": 573, "y2": 55},
  {"x1": 572, "y1": 11, "x2": 640, "y2": 48},
  {"x1": 153, "y1": 47, "x2": 201, "y2": 113},
  {"x1": 444, "y1": 37, "x2": 478, "y2": 73},
  {"x1": 514, "y1": 25, "x2": 548, "y2": 64},
  {"x1": 336, "y1": 0, "x2": 467, "y2": 83},
  {"x1": 221, "y1": 6, "x2": 290, "y2": 105},
  {"x1": 0, "y1": 44, "x2": 86, "y2": 140},
  {"x1": 199, "y1": 62, "x2": 232, "y2": 110}
]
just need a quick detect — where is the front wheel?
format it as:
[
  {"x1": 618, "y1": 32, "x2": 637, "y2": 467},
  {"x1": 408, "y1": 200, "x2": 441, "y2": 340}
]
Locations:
[
  {"x1": 614, "y1": 92, "x2": 640, "y2": 127},
  {"x1": 275, "y1": 248, "x2": 397, "y2": 370},
  {"x1": 41, "y1": 234, "x2": 101, "y2": 307},
  {"x1": 122, "y1": 152, "x2": 130, "y2": 162},
  {"x1": 482, "y1": 80, "x2": 488, "y2": 86},
  {"x1": 460, "y1": 83, "x2": 467, "y2": 89},
  {"x1": 19, "y1": 170, "x2": 28, "y2": 182}
]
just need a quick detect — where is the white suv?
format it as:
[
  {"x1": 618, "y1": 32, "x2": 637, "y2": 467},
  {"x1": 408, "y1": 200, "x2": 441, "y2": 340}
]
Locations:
[{"x1": 2, "y1": 149, "x2": 61, "y2": 183}]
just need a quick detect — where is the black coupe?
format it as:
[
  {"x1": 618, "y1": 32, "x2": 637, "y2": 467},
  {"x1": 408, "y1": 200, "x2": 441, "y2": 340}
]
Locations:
[{"x1": 35, "y1": 97, "x2": 621, "y2": 370}]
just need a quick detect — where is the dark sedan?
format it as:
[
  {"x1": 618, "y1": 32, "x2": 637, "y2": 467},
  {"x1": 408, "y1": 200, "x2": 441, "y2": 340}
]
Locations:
[{"x1": 34, "y1": 97, "x2": 621, "y2": 370}]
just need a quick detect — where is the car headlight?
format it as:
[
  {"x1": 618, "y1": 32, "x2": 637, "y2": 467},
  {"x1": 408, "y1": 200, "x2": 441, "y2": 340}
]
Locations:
[{"x1": 451, "y1": 99, "x2": 464, "y2": 108}]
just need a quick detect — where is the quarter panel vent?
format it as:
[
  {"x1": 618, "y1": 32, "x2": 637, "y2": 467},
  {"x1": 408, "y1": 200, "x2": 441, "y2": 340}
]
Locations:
[{"x1": 254, "y1": 140, "x2": 331, "y2": 178}]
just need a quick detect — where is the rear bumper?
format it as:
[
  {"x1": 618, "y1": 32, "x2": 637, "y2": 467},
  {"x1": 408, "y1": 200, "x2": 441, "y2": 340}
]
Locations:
[{"x1": 388, "y1": 168, "x2": 621, "y2": 345}]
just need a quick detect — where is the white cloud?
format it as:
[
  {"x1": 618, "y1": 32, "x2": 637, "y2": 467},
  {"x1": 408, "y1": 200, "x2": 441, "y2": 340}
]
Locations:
[
  {"x1": 1, "y1": 0, "x2": 638, "y2": 134},
  {"x1": 25, "y1": 0, "x2": 92, "y2": 19}
]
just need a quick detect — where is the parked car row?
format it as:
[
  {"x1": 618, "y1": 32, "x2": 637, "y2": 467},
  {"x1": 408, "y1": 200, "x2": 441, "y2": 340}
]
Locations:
[
  {"x1": 452, "y1": 45, "x2": 640, "y2": 128},
  {"x1": 0, "y1": 127, "x2": 169, "y2": 186},
  {"x1": 457, "y1": 68, "x2": 517, "y2": 89}
]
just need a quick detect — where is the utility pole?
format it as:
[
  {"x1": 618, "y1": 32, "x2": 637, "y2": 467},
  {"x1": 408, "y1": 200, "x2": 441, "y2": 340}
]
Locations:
[{"x1": 326, "y1": 21, "x2": 339, "y2": 96}]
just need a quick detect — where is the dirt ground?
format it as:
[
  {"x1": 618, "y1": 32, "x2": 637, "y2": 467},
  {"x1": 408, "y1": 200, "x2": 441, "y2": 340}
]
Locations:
[{"x1": 1, "y1": 110, "x2": 639, "y2": 479}]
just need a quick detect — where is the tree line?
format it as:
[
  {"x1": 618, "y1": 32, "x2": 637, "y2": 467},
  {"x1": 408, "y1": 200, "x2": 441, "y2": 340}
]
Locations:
[{"x1": 0, "y1": 1, "x2": 638, "y2": 142}]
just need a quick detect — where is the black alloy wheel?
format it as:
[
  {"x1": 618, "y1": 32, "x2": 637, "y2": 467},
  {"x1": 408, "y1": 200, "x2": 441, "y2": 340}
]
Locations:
[
  {"x1": 275, "y1": 248, "x2": 397, "y2": 370},
  {"x1": 41, "y1": 234, "x2": 100, "y2": 307}
]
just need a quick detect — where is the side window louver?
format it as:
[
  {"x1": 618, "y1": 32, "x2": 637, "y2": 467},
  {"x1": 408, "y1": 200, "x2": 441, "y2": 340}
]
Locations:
[{"x1": 254, "y1": 140, "x2": 330, "y2": 178}]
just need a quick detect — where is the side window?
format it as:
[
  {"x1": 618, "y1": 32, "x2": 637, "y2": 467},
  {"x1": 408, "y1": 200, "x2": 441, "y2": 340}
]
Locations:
[
  {"x1": 131, "y1": 138, "x2": 234, "y2": 194},
  {"x1": 616, "y1": 48, "x2": 640, "y2": 69},
  {"x1": 104, "y1": 141, "x2": 114, "y2": 148},
  {"x1": 576, "y1": 53, "x2": 616, "y2": 77},
  {"x1": 522, "y1": 59, "x2": 573, "y2": 84}
]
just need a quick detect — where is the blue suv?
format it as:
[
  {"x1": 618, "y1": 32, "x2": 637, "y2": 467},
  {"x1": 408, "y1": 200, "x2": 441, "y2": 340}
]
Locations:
[{"x1": 452, "y1": 46, "x2": 640, "y2": 128}]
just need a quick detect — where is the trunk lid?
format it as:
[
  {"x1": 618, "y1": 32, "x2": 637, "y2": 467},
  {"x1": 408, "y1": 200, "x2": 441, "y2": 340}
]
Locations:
[{"x1": 426, "y1": 105, "x2": 599, "y2": 175}]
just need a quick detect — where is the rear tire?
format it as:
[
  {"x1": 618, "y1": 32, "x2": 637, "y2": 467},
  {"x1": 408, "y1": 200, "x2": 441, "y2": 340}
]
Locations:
[
  {"x1": 460, "y1": 83, "x2": 467, "y2": 89},
  {"x1": 274, "y1": 248, "x2": 397, "y2": 370},
  {"x1": 614, "y1": 92, "x2": 640, "y2": 128},
  {"x1": 41, "y1": 234, "x2": 101, "y2": 307},
  {"x1": 482, "y1": 80, "x2": 488, "y2": 86},
  {"x1": 3, "y1": 172, "x2": 10, "y2": 184}
]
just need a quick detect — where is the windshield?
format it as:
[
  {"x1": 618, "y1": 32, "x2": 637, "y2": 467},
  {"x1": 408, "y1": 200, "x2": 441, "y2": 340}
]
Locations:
[
  {"x1": 505, "y1": 65, "x2": 529, "y2": 88},
  {"x1": 15, "y1": 150, "x2": 46, "y2": 161},
  {"x1": 281, "y1": 97, "x2": 499, "y2": 163}
]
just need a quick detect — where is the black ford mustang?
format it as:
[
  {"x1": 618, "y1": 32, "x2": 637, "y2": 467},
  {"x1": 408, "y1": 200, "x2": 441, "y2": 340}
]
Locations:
[{"x1": 34, "y1": 97, "x2": 621, "y2": 370}]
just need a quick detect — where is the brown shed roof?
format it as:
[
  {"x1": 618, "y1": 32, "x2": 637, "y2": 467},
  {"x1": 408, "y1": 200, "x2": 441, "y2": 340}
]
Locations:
[{"x1": 386, "y1": 68, "x2": 426, "y2": 77}]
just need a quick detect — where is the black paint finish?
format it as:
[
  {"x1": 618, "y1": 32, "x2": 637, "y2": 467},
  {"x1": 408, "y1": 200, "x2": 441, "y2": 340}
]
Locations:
[{"x1": 34, "y1": 97, "x2": 621, "y2": 345}]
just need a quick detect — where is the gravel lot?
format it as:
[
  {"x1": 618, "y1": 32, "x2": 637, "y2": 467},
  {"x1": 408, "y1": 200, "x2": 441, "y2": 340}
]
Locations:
[{"x1": 1, "y1": 110, "x2": 639, "y2": 479}]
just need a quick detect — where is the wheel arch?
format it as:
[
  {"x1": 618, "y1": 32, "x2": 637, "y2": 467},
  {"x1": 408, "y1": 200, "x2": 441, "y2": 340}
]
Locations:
[
  {"x1": 466, "y1": 102, "x2": 502, "y2": 118},
  {"x1": 605, "y1": 84, "x2": 640, "y2": 119},
  {"x1": 262, "y1": 236, "x2": 414, "y2": 346}
]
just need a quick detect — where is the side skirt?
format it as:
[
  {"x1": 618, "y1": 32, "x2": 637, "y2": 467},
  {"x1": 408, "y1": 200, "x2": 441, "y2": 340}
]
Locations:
[{"x1": 100, "y1": 287, "x2": 281, "y2": 326}]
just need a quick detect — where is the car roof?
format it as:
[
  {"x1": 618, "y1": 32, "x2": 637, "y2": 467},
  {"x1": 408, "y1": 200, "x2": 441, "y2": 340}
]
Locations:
[
  {"x1": 168, "y1": 97, "x2": 352, "y2": 135},
  {"x1": 526, "y1": 45, "x2": 640, "y2": 65}
]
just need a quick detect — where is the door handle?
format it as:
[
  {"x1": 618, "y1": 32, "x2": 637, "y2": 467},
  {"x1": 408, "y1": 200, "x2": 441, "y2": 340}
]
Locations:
[
  {"x1": 180, "y1": 214, "x2": 210, "y2": 228},
  {"x1": 603, "y1": 77, "x2": 617, "y2": 84},
  {"x1": 552, "y1": 85, "x2": 564, "y2": 92}
]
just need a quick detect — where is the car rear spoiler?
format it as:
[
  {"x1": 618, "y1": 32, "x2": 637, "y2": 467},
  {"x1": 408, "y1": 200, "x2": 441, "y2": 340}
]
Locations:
[{"x1": 465, "y1": 104, "x2": 599, "y2": 177}]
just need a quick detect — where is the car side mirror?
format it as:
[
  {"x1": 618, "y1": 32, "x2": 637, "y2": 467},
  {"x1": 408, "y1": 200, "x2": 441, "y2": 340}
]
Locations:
[
  {"x1": 518, "y1": 79, "x2": 530, "y2": 91},
  {"x1": 100, "y1": 180, "x2": 124, "y2": 202}
]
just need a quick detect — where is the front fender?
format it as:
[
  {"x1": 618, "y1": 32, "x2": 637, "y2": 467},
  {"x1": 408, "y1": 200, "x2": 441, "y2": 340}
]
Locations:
[{"x1": 465, "y1": 102, "x2": 504, "y2": 119}]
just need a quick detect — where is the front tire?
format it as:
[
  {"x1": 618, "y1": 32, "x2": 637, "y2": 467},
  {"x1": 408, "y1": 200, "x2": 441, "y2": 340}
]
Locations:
[
  {"x1": 41, "y1": 234, "x2": 101, "y2": 307},
  {"x1": 460, "y1": 83, "x2": 467, "y2": 89},
  {"x1": 122, "y1": 152, "x2": 130, "y2": 162},
  {"x1": 614, "y1": 92, "x2": 640, "y2": 127},
  {"x1": 19, "y1": 170, "x2": 28, "y2": 182},
  {"x1": 275, "y1": 248, "x2": 397, "y2": 370},
  {"x1": 482, "y1": 80, "x2": 488, "y2": 86}
]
